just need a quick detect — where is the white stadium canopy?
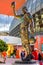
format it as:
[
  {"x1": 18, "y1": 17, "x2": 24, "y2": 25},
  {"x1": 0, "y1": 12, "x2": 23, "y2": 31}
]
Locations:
[{"x1": 0, "y1": 36, "x2": 22, "y2": 45}]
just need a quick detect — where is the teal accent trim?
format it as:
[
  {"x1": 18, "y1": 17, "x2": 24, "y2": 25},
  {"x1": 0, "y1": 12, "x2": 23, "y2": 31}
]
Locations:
[{"x1": 42, "y1": 44, "x2": 43, "y2": 51}]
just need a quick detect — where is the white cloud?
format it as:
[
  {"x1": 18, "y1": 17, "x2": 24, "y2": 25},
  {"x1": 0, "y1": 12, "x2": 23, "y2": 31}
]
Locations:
[
  {"x1": 0, "y1": 24, "x2": 10, "y2": 32},
  {"x1": 0, "y1": 14, "x2": 14, "y2": 32}
]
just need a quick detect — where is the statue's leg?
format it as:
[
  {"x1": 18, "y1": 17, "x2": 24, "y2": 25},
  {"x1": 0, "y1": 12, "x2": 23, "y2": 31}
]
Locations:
[{"x1": 20, "y1": 22, "x2": 31, "y2": 56}]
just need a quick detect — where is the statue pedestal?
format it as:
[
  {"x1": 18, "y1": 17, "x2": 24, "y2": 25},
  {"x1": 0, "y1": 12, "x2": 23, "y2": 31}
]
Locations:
[
  {"x1": 15, "y1": 60, "x2": 36, "y2": 64},
  {"x1": 14, "y1": 60, "x2": 39, "y2": 65}
]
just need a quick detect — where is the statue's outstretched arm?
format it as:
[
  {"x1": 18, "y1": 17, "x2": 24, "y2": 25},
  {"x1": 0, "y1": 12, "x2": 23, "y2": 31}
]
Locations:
[{"x1": 11, "y1": 2, "x2": 23, "y2": 19}]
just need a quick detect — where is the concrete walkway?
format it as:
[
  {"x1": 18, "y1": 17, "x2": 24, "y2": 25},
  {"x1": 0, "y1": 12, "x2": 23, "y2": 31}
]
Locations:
[
  {"x1": 0, "y1": 58, "x2": 14, "y2": 65},
  {"x1": 0, "y1": 58, "x2": 43, "y2": 65}
]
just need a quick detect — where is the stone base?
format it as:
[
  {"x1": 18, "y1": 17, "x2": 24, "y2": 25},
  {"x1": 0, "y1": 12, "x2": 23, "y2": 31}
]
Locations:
[
  {"x1": 0, "y1": 61, "x2": 5, "y2": 63},
  {"x1": 15, "y1": 60, "x2": 36, "y2": 64}
]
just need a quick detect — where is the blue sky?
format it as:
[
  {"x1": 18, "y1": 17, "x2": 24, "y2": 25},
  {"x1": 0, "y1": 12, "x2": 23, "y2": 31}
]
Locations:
[{"x1": 0, "y1": 14, "x2": 14, "y2": 32}]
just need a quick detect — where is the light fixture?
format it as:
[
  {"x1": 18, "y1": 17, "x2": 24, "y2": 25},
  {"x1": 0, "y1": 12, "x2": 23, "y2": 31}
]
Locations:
[
  {"x1": 36, "y1": 18, "x2": 39, "y2": 21},
  {"x1": 41, "y1": 14, "x2": 43, "y2": 18},
  {"x1": 42, "y1": 20, "x2": 43, "y2": 23},
  {"x1": 35, "y1": 14, "x2": 38, "y2": 17}
]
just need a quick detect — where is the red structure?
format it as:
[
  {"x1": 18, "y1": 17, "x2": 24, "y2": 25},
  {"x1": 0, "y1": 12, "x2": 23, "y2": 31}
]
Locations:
[{"x1": 0, "y1": 0, "x2": 26, "y2": 16}]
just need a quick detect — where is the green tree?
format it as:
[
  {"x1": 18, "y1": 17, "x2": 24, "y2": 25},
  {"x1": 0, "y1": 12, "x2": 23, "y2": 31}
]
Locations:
[{"x1": 0, "y1": 39, "x2": 8, "y2": 52}]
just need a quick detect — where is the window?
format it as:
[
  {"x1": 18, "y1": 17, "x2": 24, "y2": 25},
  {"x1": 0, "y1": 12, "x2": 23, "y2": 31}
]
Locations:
[
  {"x1": 31, "y1": 0, "x2": 36, "y2": 11},
  {"x1": 28, "y1": 0, "x2": 32, "y2": 12},
  {"x1": 41, "y1": 14, "x2": 43, "y2": 19},
  {"x1": 36, "y1": 0, "x2": 40, "y2": 7},
  {"x1": 28, "y1": 6, "x2": 31, "y2": 12},
  {"x1": 33, "y1": 0, "x2": 36, "y2": 3},
  {"x1": 41, "y1": 0, "x2": 43, "y2": 3}
]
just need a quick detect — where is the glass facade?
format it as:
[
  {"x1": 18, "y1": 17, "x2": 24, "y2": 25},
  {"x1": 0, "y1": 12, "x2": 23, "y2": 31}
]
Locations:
[
  {"x1": 41, "y1": 0, "x2": 43, "y2": 3},
  {"x1": 36, "y1": 0, "x2": 40, "y2": 7},
  {"x1": 27, "y1": 0, "x2": 43, "y2": 13},
  {"x1": 31, "y1": 0, "x2": 36, "y2": 11},
  {"x1": 33, "y1": 9, "x2": 43, "y2": 33},
  {"x1": 27, "y1": 0, "x2": 43, "y2": 34}
]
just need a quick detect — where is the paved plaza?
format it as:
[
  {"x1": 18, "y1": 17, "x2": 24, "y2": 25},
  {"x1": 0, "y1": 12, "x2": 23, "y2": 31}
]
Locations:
[
  {"x1": 0, "y1": 58, "x2": 43, "y2": 65},
  {"x1": 0, "y1": 58, "x2": 14, "y2": 65}
]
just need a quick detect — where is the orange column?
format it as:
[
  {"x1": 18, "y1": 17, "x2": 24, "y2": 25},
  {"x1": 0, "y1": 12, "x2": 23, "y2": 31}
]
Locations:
[{"x1": 16, "y1": 50, "x2": 20, "y2": 59}]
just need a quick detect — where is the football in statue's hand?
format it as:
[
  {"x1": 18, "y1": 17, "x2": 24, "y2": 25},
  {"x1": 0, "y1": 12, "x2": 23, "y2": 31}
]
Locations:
[{"x1": 11, "y1": 2, "x2": 15, "y2": 7}]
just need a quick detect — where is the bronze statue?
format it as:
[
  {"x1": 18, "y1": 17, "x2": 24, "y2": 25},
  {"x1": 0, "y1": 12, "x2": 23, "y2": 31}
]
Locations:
[{"x1": 11, "y1": 2, "x2": 35, "y2": 61}]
